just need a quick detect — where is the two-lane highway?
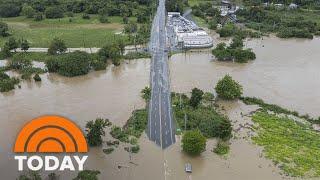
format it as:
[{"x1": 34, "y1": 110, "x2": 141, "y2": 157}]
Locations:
[{"x1": 147, "y1": 0, "x2": 175, "y2": 149}]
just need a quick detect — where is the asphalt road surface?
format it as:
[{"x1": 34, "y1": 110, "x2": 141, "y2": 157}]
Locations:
[{"x1": 147, "y1": 0, "x2": 176, "y2": 149}]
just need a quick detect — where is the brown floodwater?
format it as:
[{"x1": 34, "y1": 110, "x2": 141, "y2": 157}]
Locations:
[{"x1": 1, "y1": 36, "x2": 320, "y2": 180}]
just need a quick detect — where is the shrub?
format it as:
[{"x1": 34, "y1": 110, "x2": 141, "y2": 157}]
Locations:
[
  {"x1": 0, "y1": 22, "x2": 9, "y2": 37},
  {"x1": 103, "y1": 148, "x2": 114, "y2": 154},
  {"x1": 73, "y1": 170, "x2": 100, "y2": 180},
  {"x1": 21, "y1": 5, "x2": 36, "y2": 18},
  {"x1": 91, "y1": 60, "x2": 106, "y2": 71},
  {"x1": 0, "y1": 78, "x2": 19, "y2": 92},
  {"x1": 45, "y1": 56, "x2": 60, "y2": 72},
  {"x1": 34, "y1": 13, "x2": 44, "y2": 21},
  {"x1": 141, "y1": 86, "x2": 151, "y2": 101},
  {"x1": 9, "y1": 54, "x2": 32, "y2": 70},
  {"x1": 215, "y1": 75, "x2": 243, "y2": 100},
  {"x1": 85, "y1": 118, "x2": 109, "y2": 146},
  {"x1": 189, "y1": 88, "x2": 204, "y2": 108},
  {"x1": 198, "y1": 115, "x2": 232, "y2": 139},
  {"x1": 57, "y1": 51, "x2": 91, "y2": 77},
  {"x1": 33, "y1": 74, "x2": 41, "y2": 81},
  {"x1": 99, "y1": 15, "x2": 109, "y2": 23},
  {"x1": 213, "y1": 141, "x2": 230, "y2": 155},
  {"x1": 48, "y1": 38, "x2": 67, "y2": 55},
  {"x1": 82, "y1": 14, "x2": 90, "y2": 19},
  {"x1": 124, "y1": 145, "x2": 140, "y2": 153},
  {"x1": 45, "y1": 7, "x2": 64, "y2": 19},
  {"x1": 0, "y1": 3, "x2": 21, "y2": 17}
]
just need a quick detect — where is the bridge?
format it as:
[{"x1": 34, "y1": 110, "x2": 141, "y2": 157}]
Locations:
[{"x1": 147, "y1": 0, "x2": 176, "y2": 149}]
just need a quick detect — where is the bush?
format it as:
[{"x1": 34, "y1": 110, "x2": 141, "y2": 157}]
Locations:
[
  {"x1": 48, "y1": 38, "x2": 67, "y2": 55},
  {"x1": 91, "y1": 60, "x2": 106, "y2": 71},
  {"x1": 141, "y1": 86, "x2": 151, "y2": 101},
  {"x1": 189, "y1": 88, "x2": 204, "y2": 108},
  {"x1": 33, "y1": 74, "x2": 41, "y2": 81},
  {"x1": 34, "y1": 13, "x2": 44, "y2": 21},
  {"x1": 73, "y1": 170, "x2": 100, "y2": 180},
  {"x1": 0, "y1": 77, "x2": 20, "y2": 92},
  {"x1": 21, "y1": 5, "x2": 36, "y2": 18},
  {"x1": 103, "y1": 148, "x2": 114, "y2": 154},
  {"x1": 45, "y1": 7, "x2": 64, "y2": 19},
  {"x1": 124, "y1": 145, "x2": 140, "y2": 153},
  {"x1": 213, "y1": 141, "x2": 230, "y2": 155},
  {"x1": 45, "y1": 56, "x2": 60, "y2": 72},
  {"x1": 9, "y1": 54, "x2": 32, "y2": 70},
  {"x1": 57, "y1": 51, "x2": 91, "y2": 77},
  {"x1": 215, "y1": 75, "x2": 243, "y2": 100},
  {"x1": 99, "y1": 15, "x2": 109, "y2": 23},
  {"x1": 0, "y1": 3, "x2": 21, "y2": 17},
  {"x1": 182, "y1": 130, "x2": 206, "y2": 155},
  {"x1": 85, "y1": 118, "x2": 109, "y2": 146},
  {"x1": 82, "y1": 14, "x2": 90, "y2": 19},
  {"x1": 0, "y1": 22, "x2": 9, "y2": 37},
  {"x1": 198, "y1": 115, "x2": 232, "y2": 139}
]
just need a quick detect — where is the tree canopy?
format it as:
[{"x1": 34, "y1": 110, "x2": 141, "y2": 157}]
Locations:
[
  {"x1": 215, "y1": 75, "x2": 243, "y2": 100},
  {"x1": 182, "y1": 130, "x2": 206, "y2": 155}
]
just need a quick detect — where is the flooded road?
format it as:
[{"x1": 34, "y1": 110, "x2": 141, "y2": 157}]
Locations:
[{"x1": 1, "y1": 36, "x2": 320, "y2": 179}]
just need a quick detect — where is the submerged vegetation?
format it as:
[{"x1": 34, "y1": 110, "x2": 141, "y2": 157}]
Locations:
[
  {"x1": 241, "y1": 96, "x2": 320, "y2": 124},
  {"x1": 237, "y1": 5, "x2": 320, "y2": 39},
  {"x1": 213, "y1": 141, "x2": 230, "y2": 156},
  {"x1": 212, "y1": 36, "x2": 256, "y2": 63},
  {"x1": 252, "y1": 111, "x2": 320, "y2": 177}
]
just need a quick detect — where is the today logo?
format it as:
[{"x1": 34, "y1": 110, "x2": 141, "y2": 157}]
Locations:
[{"x1": 14, "y1": 116, "x2": 88, "y2": 171}]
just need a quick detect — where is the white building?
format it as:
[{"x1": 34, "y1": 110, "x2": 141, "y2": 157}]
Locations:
[{"x1": 167, "y1": 12, "x2": 213, "y2": 49}]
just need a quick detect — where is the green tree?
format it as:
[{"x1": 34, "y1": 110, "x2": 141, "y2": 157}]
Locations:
[
  {"x1": 20, "y1": 39, "x2": 30, "y2": 52},
  {"x1": 45, "y1": 7, "x2": 64, "y2": 19},
  {"x1": 215, "y1": 75, "x2": 243, "y2": 100},
  {"x1": 182, "y1": 130, "x2": 206, "y2": 155},
  {"x1": 189, "y1": 88, "x2": 204, "y2": 108},
  {"x1": 48, "y1": 38, "x2": 67, "y2": 55},
  {"x1": 0, "y1": 3, "x2": 20, "y2": 17},
  {"x1": 85, "y1": 118, "x2": 109, "y2": 146},
  {"x1": 0, "y1": 22, "x2": 9, "y2": 37},
  {"x1": 73, "y1": 170, "x2": 100, "y2": 180},
  {"x1": 21, "y1": 4, "x2": 36, "y2": 18}
]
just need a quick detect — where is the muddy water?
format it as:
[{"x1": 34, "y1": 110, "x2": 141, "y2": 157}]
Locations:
[{"x1": 0, "y1": 36, "x2": 320, "y2": 179}]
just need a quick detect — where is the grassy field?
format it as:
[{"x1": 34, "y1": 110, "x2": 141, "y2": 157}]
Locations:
[
  {"x1": 252, "y1": 112, "x2": 320, "y2": 177},
  {"x1": 0, "y1": 15, "x2": 136, "y2": 47}
]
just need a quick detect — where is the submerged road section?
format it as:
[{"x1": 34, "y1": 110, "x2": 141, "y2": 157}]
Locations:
[{"x1": 147, "y1": 0, "x2": 175, "y2": 149}]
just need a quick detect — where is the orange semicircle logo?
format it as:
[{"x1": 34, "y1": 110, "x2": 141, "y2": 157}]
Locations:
[{"x1": 14, "y1": 116, "x2": 88, "y2": 153}]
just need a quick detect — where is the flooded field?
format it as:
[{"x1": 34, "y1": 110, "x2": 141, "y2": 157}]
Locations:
[{"x1": 1, "y1": 36, "x2": 320, "y2": 179}]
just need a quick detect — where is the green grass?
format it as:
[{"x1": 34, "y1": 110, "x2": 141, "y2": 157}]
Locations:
[
  {"x1": 188, "y1": 0, "x2": 212, "y2": 6},
  {"x1": 192, "y1": 15, "x2": 208, "y2": 28},
  {"x1": 0, "y1": 14, "x2": 135, "y2": 47},
  {"x1": 252, "y1": 111, "x2": 320, "y2": 177}
]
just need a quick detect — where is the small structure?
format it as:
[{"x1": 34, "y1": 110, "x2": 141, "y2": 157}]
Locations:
[{"x1": 185, "y1": 163, "x2": 192, "y2": 173}]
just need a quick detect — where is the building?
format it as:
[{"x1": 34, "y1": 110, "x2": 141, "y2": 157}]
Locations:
[{"x1": 167, "y1": 12, "x2": 213, "y2": 49}]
